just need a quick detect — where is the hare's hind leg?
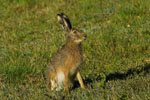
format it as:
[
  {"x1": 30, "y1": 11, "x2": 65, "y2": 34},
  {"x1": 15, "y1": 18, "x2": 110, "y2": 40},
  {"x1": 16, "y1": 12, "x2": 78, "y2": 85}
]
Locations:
[
  {"x1": 46, "y1": 71, "x2": 56, "y2": 91},
  {"x1": 48, "y1": 79, "x2": 52, "y2": 90},
  {"x1": 47, "y1": 76, "x2": 54, "y2": 91},
  {"x1": 76, "y1": 71, "x2": 86, "y2": 89}
]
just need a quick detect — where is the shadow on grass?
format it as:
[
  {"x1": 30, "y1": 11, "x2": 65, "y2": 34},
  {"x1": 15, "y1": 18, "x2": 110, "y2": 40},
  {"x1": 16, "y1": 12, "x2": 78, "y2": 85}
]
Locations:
[
  {"x1": 106, "y1": 64, "x2": 150, "y2": 81},
  {"x1": 73, "y1": 63, "x2": 150, "y2": 89}
]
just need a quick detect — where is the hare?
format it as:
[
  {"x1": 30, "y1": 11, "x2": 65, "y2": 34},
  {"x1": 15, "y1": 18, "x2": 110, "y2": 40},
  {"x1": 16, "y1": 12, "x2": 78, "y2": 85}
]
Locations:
[{"x1": 46, "y1": 13, "x2": 86, "y2": 92}]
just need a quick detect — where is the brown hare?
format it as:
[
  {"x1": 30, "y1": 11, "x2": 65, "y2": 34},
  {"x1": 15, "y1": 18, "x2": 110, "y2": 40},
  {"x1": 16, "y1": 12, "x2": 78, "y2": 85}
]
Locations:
[{"x1": 46, "y1": 13, "x2": 86, "y2": 92}]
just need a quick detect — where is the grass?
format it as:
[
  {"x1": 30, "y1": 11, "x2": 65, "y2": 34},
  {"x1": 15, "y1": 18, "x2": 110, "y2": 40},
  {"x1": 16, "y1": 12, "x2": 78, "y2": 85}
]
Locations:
[{"x1": 0, "y1": 0, "x2": 150, "y2": 99}]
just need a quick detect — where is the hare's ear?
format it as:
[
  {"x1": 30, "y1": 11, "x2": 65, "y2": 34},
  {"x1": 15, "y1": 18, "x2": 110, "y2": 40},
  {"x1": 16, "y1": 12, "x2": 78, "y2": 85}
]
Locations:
[{"x1": 57, "y1": 13, "x2": 72, "y2": 31}]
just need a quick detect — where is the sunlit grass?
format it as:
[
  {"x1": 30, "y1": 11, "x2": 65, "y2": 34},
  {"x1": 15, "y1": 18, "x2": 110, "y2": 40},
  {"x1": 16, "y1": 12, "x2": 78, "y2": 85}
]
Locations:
[{"x1": 0, "y1": 0, "x2": 150, "y2": 99}]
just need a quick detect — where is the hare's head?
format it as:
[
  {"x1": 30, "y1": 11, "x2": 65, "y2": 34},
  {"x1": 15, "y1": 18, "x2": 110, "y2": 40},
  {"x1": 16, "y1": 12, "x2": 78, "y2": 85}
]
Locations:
[{"x1": 57, "y1": 13, "x2": 86, "y2": 43}]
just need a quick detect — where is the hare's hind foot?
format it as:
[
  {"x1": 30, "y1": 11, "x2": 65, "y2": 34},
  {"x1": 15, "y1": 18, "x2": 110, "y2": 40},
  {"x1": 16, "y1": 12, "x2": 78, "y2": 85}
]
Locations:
[{"x1": 50, "y1": 71, "x2": 65, "y2": 91}]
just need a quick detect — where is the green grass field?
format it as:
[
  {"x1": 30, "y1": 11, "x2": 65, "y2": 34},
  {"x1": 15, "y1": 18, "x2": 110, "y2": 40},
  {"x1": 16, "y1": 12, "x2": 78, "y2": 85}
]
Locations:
[{"x1": 0, "y1": 0, "x2": 150, "y2": 99}]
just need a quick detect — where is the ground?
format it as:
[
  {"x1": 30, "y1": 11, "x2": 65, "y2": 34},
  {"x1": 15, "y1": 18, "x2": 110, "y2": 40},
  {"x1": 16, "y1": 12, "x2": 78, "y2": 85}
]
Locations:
[{"x1": 0, "y1": 0, "x2": 150, "y2": 99}]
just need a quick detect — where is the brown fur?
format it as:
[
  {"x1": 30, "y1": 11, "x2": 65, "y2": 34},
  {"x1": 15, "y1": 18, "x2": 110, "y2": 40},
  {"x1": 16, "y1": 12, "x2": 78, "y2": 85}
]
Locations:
[{"x1": 46, "y1": 13, "x2": 86, "y2": 92}]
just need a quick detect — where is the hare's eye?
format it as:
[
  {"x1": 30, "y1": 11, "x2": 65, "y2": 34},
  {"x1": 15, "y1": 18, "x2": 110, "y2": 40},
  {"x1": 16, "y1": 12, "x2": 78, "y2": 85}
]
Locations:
[
  {"x1": 74, "y1": 32, "x2": 77, "y2": 35},
  {"x1": 71, "y1": 31, "x2": 76, "y2": 35},
  {"x1": 72, "y1": 30, "x2": 76, "y2": 33}
]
